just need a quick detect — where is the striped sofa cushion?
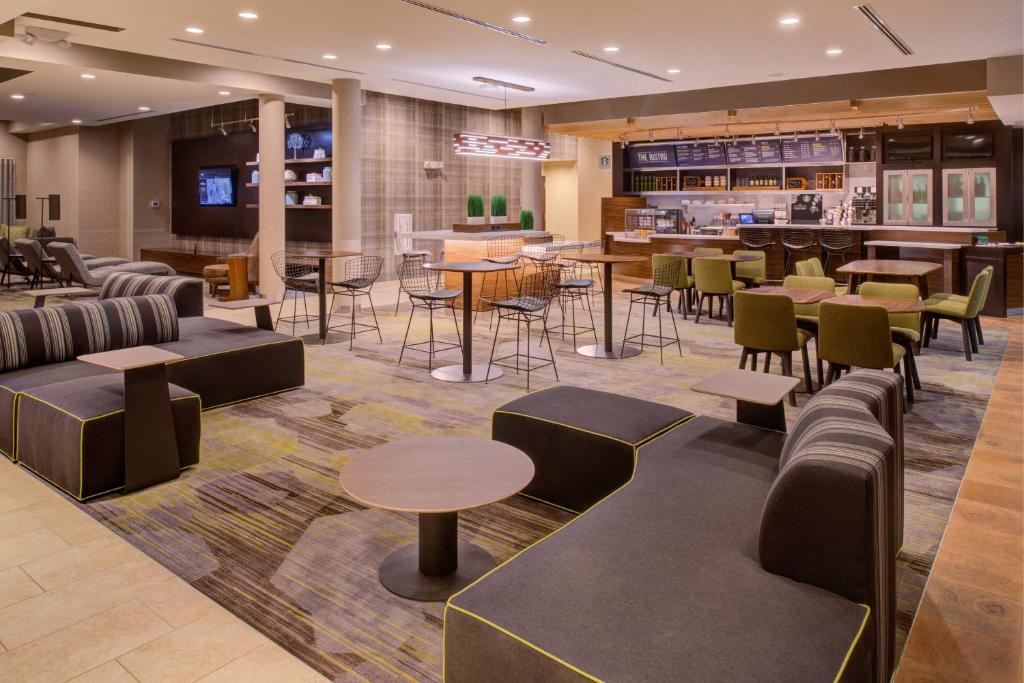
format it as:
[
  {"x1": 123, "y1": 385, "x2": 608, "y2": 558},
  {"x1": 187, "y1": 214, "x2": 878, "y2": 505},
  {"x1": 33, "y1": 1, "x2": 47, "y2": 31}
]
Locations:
[
  {"x1": 760, "y1": 408, "x2": 895, "y2": 682},
  {"x1": 99, "y1": 272, "x2": 204, "y2": 318},
  {"x1": 0, "y1": 307, "x2": 74, "y2": 372}
]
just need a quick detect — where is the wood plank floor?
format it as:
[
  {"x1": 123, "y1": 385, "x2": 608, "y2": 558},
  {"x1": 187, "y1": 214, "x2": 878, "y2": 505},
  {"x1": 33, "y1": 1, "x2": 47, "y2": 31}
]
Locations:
[{"x1": 895, "y1": 316, "x2": 1023, "y2": 683}]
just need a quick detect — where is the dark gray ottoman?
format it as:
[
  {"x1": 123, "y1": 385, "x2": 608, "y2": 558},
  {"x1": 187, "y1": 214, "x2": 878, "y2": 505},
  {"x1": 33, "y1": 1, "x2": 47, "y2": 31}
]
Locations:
[
  {"x1": 16, "y1": 375, "x2": 201, "y2": 500},
  {"x1": 492, "y1": 385, "x2": 692, "y2": 512}
]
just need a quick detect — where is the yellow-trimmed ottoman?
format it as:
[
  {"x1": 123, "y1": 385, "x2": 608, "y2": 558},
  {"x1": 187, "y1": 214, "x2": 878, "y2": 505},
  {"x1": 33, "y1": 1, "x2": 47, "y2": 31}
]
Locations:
[
  {"x1": 492, "y1": 385, "x2": 692, "y2": 512},
  {"x1": 16, "y1": 375, "x2": 201, "y2": 500}
]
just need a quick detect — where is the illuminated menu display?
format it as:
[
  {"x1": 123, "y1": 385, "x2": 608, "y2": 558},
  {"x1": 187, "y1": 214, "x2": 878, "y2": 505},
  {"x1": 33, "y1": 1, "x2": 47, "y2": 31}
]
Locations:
[
  {"x1": 674, "y1": 141, "x2": 727, "y2": 167},
  {"x1": 725, "y1": 140, "x2": 783, "y2": 165},
  {"x1": 781, "y1": 136, "x2": 844, "y2": 163}
]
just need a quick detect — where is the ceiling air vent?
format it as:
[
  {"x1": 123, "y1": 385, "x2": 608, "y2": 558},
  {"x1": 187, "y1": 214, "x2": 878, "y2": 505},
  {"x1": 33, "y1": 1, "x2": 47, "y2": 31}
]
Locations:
[
  {"x1": 396, "y1": 1, "x2": 547, "y2": 45},
  {"x1": 171, "y1": 38, "x2": 364, "y2": 75},
  {"x1": 570, "y1": 51, "x2": 672, "y2": 82},
  {"x1": 95, "y1": 110, "x2": 155, "y2": 122},
  {"x1": 391, "y1": 79, "x2": 504, "y2": 101},
  {"x1": 854, "y1": 5, "x2": 914, "y2": 56}
]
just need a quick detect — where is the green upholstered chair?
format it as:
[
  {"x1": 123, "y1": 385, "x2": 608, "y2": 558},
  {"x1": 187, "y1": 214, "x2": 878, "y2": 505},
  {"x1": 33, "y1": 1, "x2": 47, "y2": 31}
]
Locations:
[
  {"x1": 818, "y1": 300, "x2": 912, "y2": 402},
  {"x1": 692, "y1": 247, "x2": 723, "y2": 257},
  {"x1": 651, "y1": 253, "x2": 693, "y2": 317},
  {"x1": 922, "y1": 266, "x2": 993, "y2": 361},
  {"x1": 782, "y1": 274, "x2": 836, "y2": 386},
  {"x1": 734, "y1": 291, "x2": 814, "y2": 405},
  {"x1": 692, "y1": 257, "x2": 744, "y2": 326},
  {"x1": 795, "y1": 257, "x2": 826, "y2": 277},
  {"x1": 859, "y1": 281, "x2": 923, "y2": 392},
  {"x1": 733, "y1": 250, "x2": 766, "y2": 286}
]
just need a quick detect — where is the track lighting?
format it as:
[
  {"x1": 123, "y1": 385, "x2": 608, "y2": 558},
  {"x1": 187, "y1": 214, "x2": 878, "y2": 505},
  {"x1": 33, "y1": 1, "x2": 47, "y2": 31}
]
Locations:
[
  {"x1": 858, "y1": 126, "x2": 865, "y2": 140},
  {"x1": 829, "y1": 119, "x2": 837, "y2": 134},
  {"x1": 675, "y1": 128, "x2": 683, "y2": 139},
  {"x1": 792, "y1": 130, "x2": 799, "y2": 142},
  {"x1": 814, "y1": 130, "x2": 820, "y2": 142},
  {"x1": 967, "y1": 106, "x2": 975, "y2": 125},
  {"x1": 250, "y1": 121, "x2": 257, "y2": 133},
  {"x1": 774, "y1": 122, "x2": 781, "y2": 136},
  {"x1": 648, "y1": 130, "x2": 654, "y2": 142},
  {"x1": 219, "y1": 125, "x2": 228, "y2": 136},
  {"x1": 896, "y1": 115, "x2": 904, "y2": 130}
]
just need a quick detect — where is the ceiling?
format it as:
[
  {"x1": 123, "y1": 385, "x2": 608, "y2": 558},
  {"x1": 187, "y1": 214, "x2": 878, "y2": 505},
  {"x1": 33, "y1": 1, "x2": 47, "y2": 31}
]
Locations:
[{"x1": 0, "y1": 0, "x2": 1021, "y2": 131}]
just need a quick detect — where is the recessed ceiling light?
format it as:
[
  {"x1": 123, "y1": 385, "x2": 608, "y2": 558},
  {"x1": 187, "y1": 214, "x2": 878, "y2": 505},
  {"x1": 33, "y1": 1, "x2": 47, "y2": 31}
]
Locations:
[
  {"x1": 138, "y1": 106, "x2": 151, "y2": 112},
  {"x1": 779, "y1": 16, "x2": 800, "y2": 25},
  {"x1": 71, "y1": 119, "x2": 82, "y2": 124},
  {"x1": 512, "y1": 16, "x2": 531, "y2": 23},
  {"x1": 218, "y1": 90, "x2": 231, "y2": 96},
  {"x1": 238, "y1": 11, "x2": 258, "y2": 19},
  {"x1": 376, "y1": 43, "x2": 392, "y2": 50},
  {"x1": 81, "y1": 73, "x2": 96, "y2": 80},
  {"x1": 603, "y1": 46, "x2": 619, "y2": 52},
  {"x1": 322, "y1": 53, "x2": 337, "y2": 60},
  {"x1": 825, "y1": 48, "x2": 843, "y2": 56},
  {"x1": 667, "y1": 68, "x2": 680, "y2": 74},
  {"x1": 185, "y1": 27, "x2": 204, "y2": 34},
  {"x1": 10, "y1": 94, "x2": 24, "y2": 100}
]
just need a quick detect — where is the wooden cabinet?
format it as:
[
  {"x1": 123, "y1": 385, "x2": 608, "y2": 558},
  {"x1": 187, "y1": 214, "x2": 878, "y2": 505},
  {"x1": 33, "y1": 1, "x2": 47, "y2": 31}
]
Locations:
[{"x1": 942, "y1": 168, "x2": 997, "y2": 227}]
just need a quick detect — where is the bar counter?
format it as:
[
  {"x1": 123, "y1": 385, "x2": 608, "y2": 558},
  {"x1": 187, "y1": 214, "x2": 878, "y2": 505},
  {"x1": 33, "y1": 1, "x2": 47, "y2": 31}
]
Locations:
[{"x1": 604, "y1": 224, "x2": 1005, "y2": 297}]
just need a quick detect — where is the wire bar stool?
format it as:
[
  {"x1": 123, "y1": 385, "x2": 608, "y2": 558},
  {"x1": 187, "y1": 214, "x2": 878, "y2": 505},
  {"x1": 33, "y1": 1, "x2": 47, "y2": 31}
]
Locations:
[
  {"x1": 271, "y1": 250, "x2": 320, "y2": 336},
  {"x1": 486, "y1": 270, "x2": 560, "y2": 390},
  {"x1": 476, "y1": 234, "x2": 525, "y2": 327},
  {"x1": 620, "y1": 259, "x2": 683, "y2": 364},
  {"x1": 396, "y1": 258, "x2": 463, "y2": 371},
  {"x1": 327, "y1": 255, "x2": 384, "y2": 350}
]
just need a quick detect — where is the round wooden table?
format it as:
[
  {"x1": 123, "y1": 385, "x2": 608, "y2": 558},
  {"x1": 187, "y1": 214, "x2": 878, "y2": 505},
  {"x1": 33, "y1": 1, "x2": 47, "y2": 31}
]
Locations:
[
  {"x1": 340, "y1": 436, "x2": 534, "y2": 601},
  {"x1": 836, "y1": 259, "x2": 941, "y2": 299},
  {"x1": 423, "y1": 261, "x2": 520, "y2": 382},
  {"x1": 827, "y1": 293, "x2": 925, "y2": 313},
  {"x1": 744, "y1": 286, "x2": 835, "y2": 305},
  {"x1": 572, "y1": 254, "x2": 648, "y2": 359}
]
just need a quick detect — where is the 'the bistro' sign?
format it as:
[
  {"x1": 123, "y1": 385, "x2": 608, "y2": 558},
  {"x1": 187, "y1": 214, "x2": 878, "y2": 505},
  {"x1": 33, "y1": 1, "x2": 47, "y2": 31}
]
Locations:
[{"x1": 628, "y1": 144, "x2": 677, "y2": 168}]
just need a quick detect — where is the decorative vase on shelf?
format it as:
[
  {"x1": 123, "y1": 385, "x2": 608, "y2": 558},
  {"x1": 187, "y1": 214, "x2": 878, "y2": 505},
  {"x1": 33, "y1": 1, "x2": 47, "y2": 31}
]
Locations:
[
  {"x1": 322, "y1": 166, "x2": 332, "y2": 181},
  {"x1": 251, "y1": 170, "x2": 260, "y2": 184},
  {"x1": 286, "y1": 132, "x2": 306, "y2": 159},
  {"x1": 490, "y1": 215, "x2": 508, "y2": 225}
]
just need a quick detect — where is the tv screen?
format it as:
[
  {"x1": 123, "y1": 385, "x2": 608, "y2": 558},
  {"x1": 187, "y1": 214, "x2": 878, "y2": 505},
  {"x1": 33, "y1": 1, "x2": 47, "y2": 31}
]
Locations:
[
  {"x1": 943, "y1": 132, "x2": 994, "y2": 159},
  {"x1": 884, "y1": 134, "x2": 933, "y2": 162},
  {"x1": 198, "y1": 166, "x2": 237, "y2": 206}
]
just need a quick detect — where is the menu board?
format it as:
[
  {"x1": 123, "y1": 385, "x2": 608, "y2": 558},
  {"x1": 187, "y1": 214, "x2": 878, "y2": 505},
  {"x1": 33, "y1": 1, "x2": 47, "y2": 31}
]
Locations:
[
  {"x1": 673, "y1": 141, "x2": 726, "y2": 167},
  {"x1": 781, "y1": 135, "x2": 845, "y2": 163},
  {"x1": 725, "y1": 139, "x2": 783, "y2": 165},
  {"x1": 628, "y1": 144, "x2": 677, "y2": 168}
]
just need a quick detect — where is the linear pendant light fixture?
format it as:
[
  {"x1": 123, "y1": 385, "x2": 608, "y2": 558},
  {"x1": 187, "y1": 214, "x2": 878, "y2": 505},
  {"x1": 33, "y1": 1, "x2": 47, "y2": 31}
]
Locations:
[{"x1": 453, "y1": 133, "x2": 550, "y2": 161}]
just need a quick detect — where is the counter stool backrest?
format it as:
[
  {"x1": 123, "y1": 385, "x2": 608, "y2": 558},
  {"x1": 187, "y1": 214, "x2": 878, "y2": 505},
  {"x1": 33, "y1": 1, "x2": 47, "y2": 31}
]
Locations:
[
  {"x1": 820, "y1": 229, "x2": 855, "y2": 251},
  {"x1": 270, "y1": 251, "x2": 316, "y2": 286},
  {"x1": 339, "y1": 255, "x2": 384, "y2": 289},
  {"x1": 397, "y1": 257, "x2": 441, "y2": 296},
  {"x1": 738, "y1": 227, "x2": 775, "y2": 250},
  {"x1": 782, "y1": 230, "x2": 817, "y2": 249},
  {"x1": 485, "y1": 235, "x2": 524, "y2": 261},
  {"x1": 651, "y1": 259, "x2": 682, "y2": 292}
]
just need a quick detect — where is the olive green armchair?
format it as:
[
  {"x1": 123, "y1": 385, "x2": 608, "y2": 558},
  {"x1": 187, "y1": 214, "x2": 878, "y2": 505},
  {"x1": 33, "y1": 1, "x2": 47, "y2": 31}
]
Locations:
[
  {"x1": 733, "y1": 250, "x2": 766, "y2": 286},
  {"x1": 819, "y1": 300, "x2": 912, "y2": 402},
  {"x1": 922, "y1": 266, "x2": 993, "y2": 361},
  {"x1": 795, "y1": 258, "x2": 848, "y2": 293},
  {"x1": 734, "y1": 291, "x2": 814, "y2": 405},
  {"x1": 783, "y1": 274, "x2": 837, "y2": 386},
  {"x1": 859, "y1": 281, "x2": 923, "y2": 393},
  {"x1": 692, "y1": 257, "x2": 744, "y2": 326}
]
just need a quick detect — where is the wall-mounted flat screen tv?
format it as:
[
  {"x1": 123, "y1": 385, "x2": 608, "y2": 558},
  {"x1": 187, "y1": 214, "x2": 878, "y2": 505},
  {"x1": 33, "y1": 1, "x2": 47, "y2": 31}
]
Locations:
[
  {"x1": 198, "y1": 166, "x2": 237, "y2": 206},
  {"x1": 943, "y1": 132, "x2": 994, "y2": 159},
  {"x1": 884, "y1": 134, "x2": 933, "y2": 162}
]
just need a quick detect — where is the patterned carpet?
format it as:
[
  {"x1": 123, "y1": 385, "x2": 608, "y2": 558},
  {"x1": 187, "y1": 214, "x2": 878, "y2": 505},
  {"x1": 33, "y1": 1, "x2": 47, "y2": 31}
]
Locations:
[{"x1": 2, "y1": 285, "x2": 1009, "y2": 681}]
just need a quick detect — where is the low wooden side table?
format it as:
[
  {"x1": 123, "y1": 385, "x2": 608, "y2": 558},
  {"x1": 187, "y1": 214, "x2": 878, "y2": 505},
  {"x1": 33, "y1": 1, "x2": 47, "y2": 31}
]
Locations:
[
  {"x1": 691, "y1": 369, "x2": 801, "y2": 432},
  {"x1": 225, "y1": 255, "x2": 250, "y2": 301},
  {"x1": 208, "y1": 297, "x2": 280, "y2": 330},
  {"x1": 29, "y1": 287, "x2": 94, "y2": 307},
  {"x1": 79, "y1": 346, "x2": 184, "y2": 492},
  {"x1": 340, "y1": 436, "x2": 534, "y2": 601}
]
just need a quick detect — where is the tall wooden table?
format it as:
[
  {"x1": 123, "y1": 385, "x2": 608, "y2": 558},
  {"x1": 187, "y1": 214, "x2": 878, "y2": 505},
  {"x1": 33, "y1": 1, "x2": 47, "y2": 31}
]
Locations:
[
  {"x1": 284, "y1": 249, "x2": 359, "y2": 344},
  {"x1": 572, "y1": 254, "x2": 647, "y2": 359},
  {"x1": 837, "y1": 260, "x2": 941, "y2": 299},
  {"x1": 423, "y1": 261, "x2": 518, "y2": 382},
  {"x1": 340, "y1": 436, "x2": 534, "y2": 601},
  {"x1": 79, "y1": 346, "x2": 184, "y2": 493}
]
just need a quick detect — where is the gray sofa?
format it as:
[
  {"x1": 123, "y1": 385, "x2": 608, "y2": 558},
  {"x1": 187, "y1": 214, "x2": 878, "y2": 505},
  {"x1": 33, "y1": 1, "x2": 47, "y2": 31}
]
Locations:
[
  {"x1": 1, "y1": 273, "x2": 304, "y2": 499},
  {"x1": 446, "y1": 372, "x2": 902, "y2": 683}
]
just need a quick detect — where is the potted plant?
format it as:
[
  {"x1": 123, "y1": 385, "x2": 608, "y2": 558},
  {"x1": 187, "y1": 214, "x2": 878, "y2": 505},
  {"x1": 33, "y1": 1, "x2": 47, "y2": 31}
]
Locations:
[
  {"x1": 519, "y1": 209, "x2": 534, "y2": 230},
  {"x1": 467, "y1": 194, "x2": 485, "y2": 225},
  {"x1": 490, "y1": 195, "x2": 508, "y2": 225}
]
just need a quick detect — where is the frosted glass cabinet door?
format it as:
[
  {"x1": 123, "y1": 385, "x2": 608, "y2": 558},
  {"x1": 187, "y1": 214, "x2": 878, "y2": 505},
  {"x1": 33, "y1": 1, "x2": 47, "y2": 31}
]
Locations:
[
  {"x1": 943, "y1": 170, "x2": 967, "y2": 224},
  {"x1": 908, "y1": 171, "x2": 933, "y2": 224},
  {"x1": 971, "y1": 168, "x2": 996, "y2": 227},
  {"x1": 883, "y1": 171, "x2": 906, "y2": 224}
]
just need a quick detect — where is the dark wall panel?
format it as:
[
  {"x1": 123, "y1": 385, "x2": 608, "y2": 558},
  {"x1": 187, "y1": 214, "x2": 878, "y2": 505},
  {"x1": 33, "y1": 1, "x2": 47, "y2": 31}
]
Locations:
[{"x1": 171, "y1": 132, "x2": 257, "y2": 240}]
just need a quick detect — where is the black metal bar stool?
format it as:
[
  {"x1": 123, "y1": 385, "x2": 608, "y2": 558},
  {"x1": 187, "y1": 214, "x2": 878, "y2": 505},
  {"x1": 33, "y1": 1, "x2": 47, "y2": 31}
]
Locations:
[
  {"x1": 546, "y1": 241, "x2": 599, "y2": 347},
  {"x1": 476, "y1": 235, "x2": 524, "y2": 327},
  {"x1": 270, "y1": 251, "x2": 320, "y2": 335},
  {"x1": 820, "y1": 229, "x2": 856, "y2": 280},
  {"x1": 486, "y1": 271, "x2": 559, "y2": 390},
  {"x1": 738, "y1": 227, "x2": 776, "y2": 251},
  {"x1": 782, "y1": 229, "x2": 818, "y2": 276},
  {"x1": 328, "y1": 255, "x2": 385, "y2": 350},
  {"x1": 397, "y1": 258, "x2": 462, "y2": 371},
  {"x1": 620, "y1": 259, "x2": 683, "y2": 364}
]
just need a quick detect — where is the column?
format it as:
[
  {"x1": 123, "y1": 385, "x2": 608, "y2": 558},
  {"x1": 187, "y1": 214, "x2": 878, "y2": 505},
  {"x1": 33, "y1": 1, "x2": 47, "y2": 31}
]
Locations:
[
  {"x1": 258, "y1": 94, "x2": 286, "y2": 299},
  {"x1": 520, "y1": 106, "x2": 544, "y2": 230},
  {"x1": 331, "y1": 79, "x2": 362, "y2": 253}
]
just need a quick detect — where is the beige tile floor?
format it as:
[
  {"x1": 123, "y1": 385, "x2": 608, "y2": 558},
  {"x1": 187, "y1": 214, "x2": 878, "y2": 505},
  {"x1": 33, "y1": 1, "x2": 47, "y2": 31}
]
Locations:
[{"x1": 0, "y1": 456, "x2": 327, "y2": 683}]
